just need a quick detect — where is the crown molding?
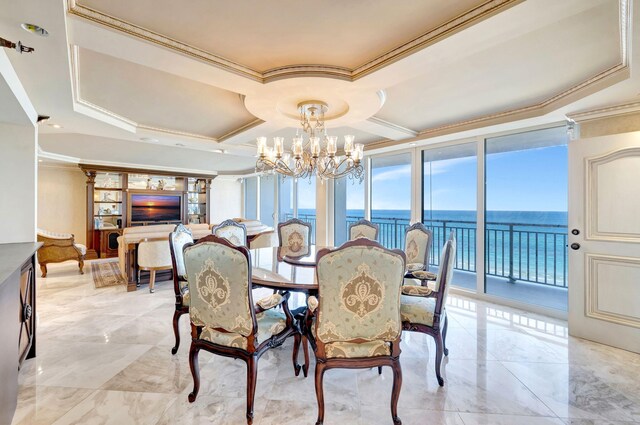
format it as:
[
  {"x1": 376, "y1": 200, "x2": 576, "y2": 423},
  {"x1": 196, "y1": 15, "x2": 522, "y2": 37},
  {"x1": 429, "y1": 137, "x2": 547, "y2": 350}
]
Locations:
[
  {"x1": 38, "y1": 146, "x2": 81, "y2": 164},
  {"x1": 567, "y1": 101, "x2": 640, "y2": 122},
  {"x1": 69, "y1": 45, "x2": 262, "y2": 143},
  {"x1": 217, "y1": 119, "x2": 265, "y2": 142},
  {"x1": 67, "y1": 0, "x2": 522, "y2": 83},
  {"x1": 365, "y1": 0, "x2": 631, "y2": 152},
  {"x1": 78, "y1": 161, "x2": 218, "y2": 178}
]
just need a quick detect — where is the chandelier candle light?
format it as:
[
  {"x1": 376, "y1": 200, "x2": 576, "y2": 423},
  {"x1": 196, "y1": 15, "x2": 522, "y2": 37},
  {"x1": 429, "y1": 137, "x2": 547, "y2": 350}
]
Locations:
[{"x1": 255, "y1": 101, "x2": 365, "y2": 181}]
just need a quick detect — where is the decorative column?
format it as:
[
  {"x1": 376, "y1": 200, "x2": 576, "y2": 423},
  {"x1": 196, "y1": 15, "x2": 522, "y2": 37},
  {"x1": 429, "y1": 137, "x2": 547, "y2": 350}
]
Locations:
[{"x1": 84, "y1": 170, "x2": 98, "y2": 259}]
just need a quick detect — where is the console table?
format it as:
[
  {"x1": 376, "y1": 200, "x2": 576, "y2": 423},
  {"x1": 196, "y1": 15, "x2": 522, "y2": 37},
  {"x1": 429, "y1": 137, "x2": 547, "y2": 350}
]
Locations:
[{"x1": 0, "y1": 242, "x2": 39, "y2": 425}]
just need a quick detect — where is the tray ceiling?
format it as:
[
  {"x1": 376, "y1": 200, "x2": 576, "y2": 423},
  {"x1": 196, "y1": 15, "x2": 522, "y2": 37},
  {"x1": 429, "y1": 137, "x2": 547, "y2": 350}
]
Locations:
[
  {"x1": 376, "y1": 0, "x2": 622, "y2": 132},
  {"x1": 1, "y1": 0, "x2": 633, "y2": 174},
  {"x1": 73, "y1": 0, "x2": 487, "y2": 72},
  {"x1": 77, "y1": 48, "x2": 256, "y2": 139}
]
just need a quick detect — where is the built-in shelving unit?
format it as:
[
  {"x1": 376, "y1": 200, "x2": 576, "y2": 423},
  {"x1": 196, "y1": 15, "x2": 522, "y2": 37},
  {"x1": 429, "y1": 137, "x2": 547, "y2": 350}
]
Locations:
[{"x1": 80, "y1": 164, "x2": 215, "y2": 258}]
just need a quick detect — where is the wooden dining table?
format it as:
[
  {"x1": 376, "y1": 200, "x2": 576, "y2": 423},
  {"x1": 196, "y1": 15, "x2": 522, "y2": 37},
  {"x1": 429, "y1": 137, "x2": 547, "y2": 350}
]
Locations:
[
  {"x1": 250, "y1": 246, "x2": 322, "y2": 293},
  {"x1": 249, "y1": 245, "x2": 434, "y2": 293}
]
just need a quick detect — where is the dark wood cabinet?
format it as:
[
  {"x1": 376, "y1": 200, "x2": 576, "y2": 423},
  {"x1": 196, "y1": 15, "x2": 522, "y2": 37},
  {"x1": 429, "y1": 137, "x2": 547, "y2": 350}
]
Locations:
[
  {"x1": 95, "y1": 228, "x2": 123, "y2": 258},
  {"x1": 18, "y1": 259, "x2": 36, "y2": 365},
  {"x1": 0, "y1": 243, "x2": 39, "y2": 425}
]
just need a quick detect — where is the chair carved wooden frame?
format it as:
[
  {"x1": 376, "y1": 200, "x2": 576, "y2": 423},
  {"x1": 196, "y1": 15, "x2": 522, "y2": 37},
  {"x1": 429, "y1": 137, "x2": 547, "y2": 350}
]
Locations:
[
  {"x1": 348, "y1": 218, "x2": 379, "y2": 241},
  {"x1": 277, "y1": 218, "x2": 312, "y2": 252},
  {"x1": 183, "y1": 235, "x2": 298, "y2": 425},
  {"x1": 404, "y1": 222, "x2": 433, "y2": 272},
  {"x1": 401, "y1": 237, "x2": 456, "y2": 386},
  {"x1": 168, "y1": 224, "x2": 193, "y2": 355},
  {"x1": 303, "y1": 238, "x2": 406, "y2": 425},
  {"x1": 212, "y1": 219, "x2": 247, "y2": 246},
  {"x1": 36, "y1": 232, "x2": 85, "y2": 277}
]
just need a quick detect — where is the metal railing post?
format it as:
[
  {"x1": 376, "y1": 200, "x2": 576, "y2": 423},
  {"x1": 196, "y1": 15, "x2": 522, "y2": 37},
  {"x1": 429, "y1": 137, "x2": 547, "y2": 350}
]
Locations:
[{"x1": 508, "y1": 224, "x2": 515, "y2": 283}]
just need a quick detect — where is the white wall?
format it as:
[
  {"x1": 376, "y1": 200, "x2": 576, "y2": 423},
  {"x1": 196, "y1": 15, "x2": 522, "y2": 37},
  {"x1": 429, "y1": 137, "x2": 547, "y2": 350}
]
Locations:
[
  {"x1": 209, "y1": 177, "x2": 242, "y2": 224},
  {"x1": 37, "y1": 164, "x2": 86, "y2": 244},
  {"x1": 0, "y1": 123, "x2": 37, "y2": 243},
  {"x1": 0, "y1": 48, "x2": 38, "y2": 244}
]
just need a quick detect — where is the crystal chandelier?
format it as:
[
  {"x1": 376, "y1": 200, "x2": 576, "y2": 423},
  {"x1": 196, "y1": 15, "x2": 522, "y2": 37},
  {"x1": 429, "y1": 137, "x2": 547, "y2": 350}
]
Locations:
[{"x1": 255, "y1": 101, "x2": 365, "y2": 181}]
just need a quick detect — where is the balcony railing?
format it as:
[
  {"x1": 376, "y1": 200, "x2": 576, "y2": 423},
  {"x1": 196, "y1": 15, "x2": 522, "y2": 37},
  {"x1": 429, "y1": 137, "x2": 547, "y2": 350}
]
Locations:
[{"x1": 285, "y1": 213, "x2": 568, "y2": 288}]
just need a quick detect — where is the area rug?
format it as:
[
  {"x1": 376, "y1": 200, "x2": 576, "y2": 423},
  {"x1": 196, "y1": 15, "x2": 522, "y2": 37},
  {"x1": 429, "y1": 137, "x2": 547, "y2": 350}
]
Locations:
[{"x1": 91, "y1": 260, "x2": 126, "y2": 288}]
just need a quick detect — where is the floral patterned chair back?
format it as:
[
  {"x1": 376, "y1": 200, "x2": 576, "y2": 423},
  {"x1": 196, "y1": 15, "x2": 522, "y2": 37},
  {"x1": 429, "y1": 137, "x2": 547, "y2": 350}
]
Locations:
[
  {"x1": 183, "y1": 237, "x2": 258, "y2": 350},
  {"x1": 348, "y1": 219, "x2": 379, "y2": 241},
  {"x1": 404, "y1": 223, "x2": 433, "y2": 271},
  {"x1": 314, "y1": 239, "x2": 406, "y2": 359},
  {"x1": 278, "y1": 218, "x2": 312, "y2": 255},
  {"x1": 212, "y1": 219, "x2": 247, "y2": 247}
]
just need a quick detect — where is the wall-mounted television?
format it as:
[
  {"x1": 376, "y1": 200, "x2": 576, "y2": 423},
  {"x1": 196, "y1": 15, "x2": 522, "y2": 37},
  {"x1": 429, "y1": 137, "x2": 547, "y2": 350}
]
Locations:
[{"x1": 130, "y1": 194, "x2": 182, "y2": 222}]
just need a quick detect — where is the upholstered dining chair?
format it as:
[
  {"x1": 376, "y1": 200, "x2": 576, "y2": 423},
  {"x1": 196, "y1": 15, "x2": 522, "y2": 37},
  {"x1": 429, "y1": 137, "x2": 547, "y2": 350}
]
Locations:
[
  {"x1": 303, "y1": 239, "x2": 406, "y2": 425},
  {"x1": 400, "y1": 236, "x2": 456, "y2": 386},
  {"x1": 137, "y1": 238, "x2": 173, "y2": 293},
  {"x1": 348, "y1": 219, "x2": 379, "y2": 241},
  {"x1": 404, "y1": 222, "x2": 433, "y2": 272},
  {"x1": 212, "y1": 219, "x2": 247, "y2": 247},
  {"x1": 278, "y1": 218, "x2": 312, "y2": 254},
  {"x1": 183, "y1": 235, "x2": 297, "y2": 425},
  {"x1": 168, "y1": 224, "x2": 194, "y2": 355}
]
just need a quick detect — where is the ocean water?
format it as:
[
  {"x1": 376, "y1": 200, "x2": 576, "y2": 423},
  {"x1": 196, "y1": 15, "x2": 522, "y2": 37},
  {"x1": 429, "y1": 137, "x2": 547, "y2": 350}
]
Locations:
[{"x1": 294, "y1": 208, "x2": 568, "y2": 286}]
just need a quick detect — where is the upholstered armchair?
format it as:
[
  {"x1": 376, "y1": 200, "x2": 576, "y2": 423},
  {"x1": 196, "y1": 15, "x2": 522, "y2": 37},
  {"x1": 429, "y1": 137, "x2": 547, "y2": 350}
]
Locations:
[
  {"x1": 400, "y1": 237, "x2": 456, "y2": 386},
  {"x1": 36, "y1": 229, "x2": 87, "y2": 277},
  {"x1": 348, "y1": 219, "x2": 379, "y2": 241},
  {"x1": 212, "y1": 219, "x2": 247, "y2": 246},
  {"x1": 169, "y1": 224, "x2": 194, "y2": 355},
  {"x1": 303, "y1": 239, "x2": 406, "y2": 425},
  {"x1": 277, "y1": 218, "x2": 312, "y2": 254},
  {"x1": 183, "y1": 235, "x2": 297, "y2": 425}
]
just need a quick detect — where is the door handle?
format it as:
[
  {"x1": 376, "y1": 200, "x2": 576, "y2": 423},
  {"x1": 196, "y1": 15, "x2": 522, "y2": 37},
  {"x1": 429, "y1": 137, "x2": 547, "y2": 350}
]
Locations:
[{"x1": 570, "y1": 243, "x2": 580, "y2": 250}]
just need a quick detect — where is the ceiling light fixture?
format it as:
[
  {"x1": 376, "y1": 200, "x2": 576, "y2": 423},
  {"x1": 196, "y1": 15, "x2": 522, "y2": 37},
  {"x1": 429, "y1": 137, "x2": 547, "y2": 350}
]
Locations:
[
  {"x1": 48, "y1": 124, "x2": 62, "y2": 129},
  {"x1": 21, "y1": 23, "x2": 48, "y2": 37},
  {"x1": 255, "y1": 100, "x2": 364, "y2": 181}
]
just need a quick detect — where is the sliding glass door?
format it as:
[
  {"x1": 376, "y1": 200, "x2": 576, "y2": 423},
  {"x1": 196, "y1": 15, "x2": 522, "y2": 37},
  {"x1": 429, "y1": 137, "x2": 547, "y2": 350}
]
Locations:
[
  {"x1": 371, "y1": 153, "x2": 412, "y2": 249},
  {"x1": 297, "y1": 176, "x2": 316, "y2": 243},
  {"x1": 259, "y1": 175, "x2": 275, "y2": 227},
  {"x1": 278, "y1": 175, "x2": 293, "y2": 223},
  {"x1": 334, "y1": 177, "x2": 365, "y2": 245},
  {"x1": 422, "y1": 143, "x2": 477, "y2": 290},
  {"x1": 484, "y1": 126, "x2": 568, "y2": 310},
  {"x1": 244, "y1": 177, "x2": 258, "y2": 220}
]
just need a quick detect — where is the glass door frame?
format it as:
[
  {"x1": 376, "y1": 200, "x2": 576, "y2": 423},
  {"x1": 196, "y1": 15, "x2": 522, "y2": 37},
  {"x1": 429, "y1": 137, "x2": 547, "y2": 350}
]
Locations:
[{"x1": 418, "y1": 137, "x2": 485, "y2": 296}]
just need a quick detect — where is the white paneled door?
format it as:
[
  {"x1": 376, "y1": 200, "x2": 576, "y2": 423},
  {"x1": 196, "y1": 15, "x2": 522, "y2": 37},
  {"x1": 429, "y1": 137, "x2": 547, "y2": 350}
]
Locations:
[{"x1": 569, "y1": 131, "x2": 640, "y2": 353}]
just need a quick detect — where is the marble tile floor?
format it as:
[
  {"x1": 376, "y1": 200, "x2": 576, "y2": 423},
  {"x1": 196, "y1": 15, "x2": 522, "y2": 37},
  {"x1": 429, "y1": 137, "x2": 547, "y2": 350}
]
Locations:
[{"x1": 12, "y1": 260, "x2": 640, "y2": 425}]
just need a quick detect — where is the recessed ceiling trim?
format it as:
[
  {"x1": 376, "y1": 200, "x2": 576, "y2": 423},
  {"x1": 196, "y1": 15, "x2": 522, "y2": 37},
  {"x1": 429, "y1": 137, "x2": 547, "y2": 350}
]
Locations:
[
  {"x1": 351, "y1": 0, "x2": 524, "y2": 79},
  {"x1": 67, "y1": 0, "x2": 262, "y2": 82},
  {"x1": 366, "y1": 117, "x2": 418, "y2": 137},
  {"x1": 70, "y1": 45, "x2": 266, "y2": 143},
  {"x1": 366, "y1": 0, "x2": 631, "y2": 151},
  {"x1": 567, "y1": 101, "x2": 640, "y2": 122},
  {"x1": 217, "y1": 118, "x2": 265, "y2": 142},
  {"x1": 68, "y1": 0, "x2": 522, "y2": 83},
  {"x1": 366, "y1": 63, "x2": 630, "y2": 151}
]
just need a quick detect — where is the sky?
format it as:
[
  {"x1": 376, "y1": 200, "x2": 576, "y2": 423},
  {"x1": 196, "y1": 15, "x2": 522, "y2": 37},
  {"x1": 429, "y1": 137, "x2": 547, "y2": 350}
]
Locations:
[
  {"x1": 361, "y1": 144, "x2": 568, "y2": 212},
  {"x1": 277, "y1": 142, "x2": 568, "y2": 214},
  {"x1": 131, "y1": 194, "x2": 181, "y2": 207}
]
